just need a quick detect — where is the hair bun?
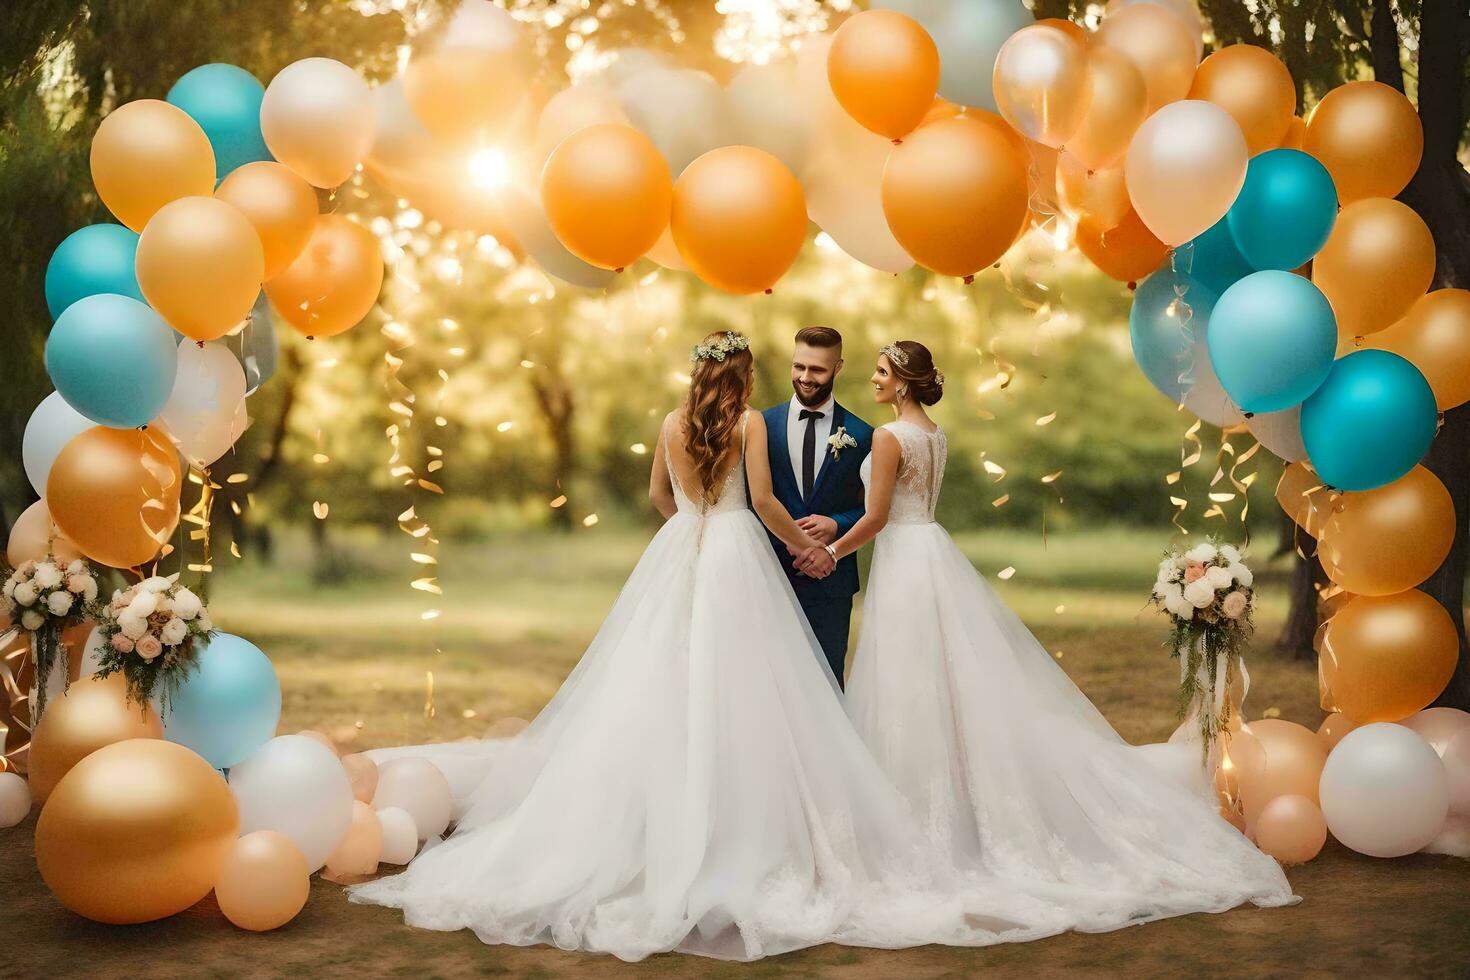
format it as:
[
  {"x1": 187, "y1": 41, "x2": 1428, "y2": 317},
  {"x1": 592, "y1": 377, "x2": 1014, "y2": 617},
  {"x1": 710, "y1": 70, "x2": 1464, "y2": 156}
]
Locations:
[{"x1": 889, "y1": 340, "x2": 944, "y2": 405}]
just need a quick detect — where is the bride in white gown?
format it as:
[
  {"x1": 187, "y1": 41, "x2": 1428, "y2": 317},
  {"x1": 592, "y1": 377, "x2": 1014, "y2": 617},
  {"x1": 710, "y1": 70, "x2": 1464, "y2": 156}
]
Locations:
[
  {"x1": 349, "y1": 332, "x2": 1069, "y2": 961},
  {"x1": 807, "y1": 340, "x2": 1296, "y2": 931}
]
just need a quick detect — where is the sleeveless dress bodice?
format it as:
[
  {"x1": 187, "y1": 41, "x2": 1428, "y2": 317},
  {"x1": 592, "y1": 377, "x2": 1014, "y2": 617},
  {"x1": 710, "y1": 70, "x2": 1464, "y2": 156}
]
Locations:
[{"x1": 860, "y1": 420, "x2": 947, "y2": 525}]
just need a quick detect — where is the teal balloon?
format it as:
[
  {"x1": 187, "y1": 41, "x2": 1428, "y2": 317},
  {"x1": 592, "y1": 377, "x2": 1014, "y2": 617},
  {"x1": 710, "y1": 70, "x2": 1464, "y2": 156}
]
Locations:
[
  {"x1": 1207, "y1": 271, "x2": 1337, "y2": 414},
  {"x1": 1301, "y1": 350, "x2": 1438, "y2": 491},
  {"x1": 45, "y1": 294, "x2": 178, "y2": 428},
  {"x1": 1227, "y1": 149, "x2": 1337, "y2": 272},
  {"x1": 1187, "y1": 216, "x2": 1254, "y2": 298},
  {"x1": 875, "y1": 0, "x2": 1033, "y2": 112},
  {"x1": 164, "y1": 632, "x2": 282, "y2": 770},
  {"x1": 167, "y1": 63, "x2": 272, "y2": 179},
  {"x1": 44, "y1": 224, "x2": 144, "y2": 319},
  {"x1": 1130, "y1": 267, "x2": 1218, "y2": 401}
]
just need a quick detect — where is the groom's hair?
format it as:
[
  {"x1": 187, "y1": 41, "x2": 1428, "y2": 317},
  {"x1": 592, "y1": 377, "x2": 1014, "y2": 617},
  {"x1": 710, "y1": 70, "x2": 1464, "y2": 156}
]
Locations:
[{"x1": 794, "y1": 326, "x2": 842, "y2": 352}]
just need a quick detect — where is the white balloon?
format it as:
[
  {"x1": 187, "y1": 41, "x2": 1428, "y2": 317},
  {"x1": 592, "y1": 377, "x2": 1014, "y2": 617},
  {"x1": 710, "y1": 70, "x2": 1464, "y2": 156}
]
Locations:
[
  {"x1": 495, "y1": 184, "x2": 617, "y2": 289},
  {"x1": 1421, "y1": 814, "x2": 1470, "y2": 857},
  {"x1": 614, "y1": 66, "x2": 731, "y2": 177},
  {"x1": 1106, "y1": 0, "x2": 1205, "y2": 60},
  {"x1": 1181, "y1": 341, "x2": 1245, "y2": 428},
  {"x1": 1444, "y1": 729, "x2": 1470, "y2": 817},
  {"x1": 438, "y1": 0, "x2": 519, "y2": 49},
  {"x1": 229, "y1": 734, "x2": 355, "y2": 872},
  {"x1": 372, "y1": 757, "x2": 452, "y2": 840},
  {"x1": 1320, "y1": 723, "x2": 1449, "y2": 858},
  {"x1": 22, "y1": 391, "x2": 93, "y2": 498},
  {"x1": 875, "y1": 0, "x2": 1034, "y2": 112},
  {"x1": 1125, "y1": 100, "x2": 1248, "y2": 248},
  {"x1": 1246, "y1": 405, "x2": 1307, "y2": 461},
  {"x1": 160, "y1": 340, "x2": 248, "y2": 468},
  {"x1": 366, "y1": 79, "x2": 428, "y2": 184},
  {"x1": 0, "y1": 772, "x2": 30, "y2": 828},
  {"x1": 726, "y1": 62, "x2": 808, "y2": 176},
  {"x1": 534, "y1": 85, "x2": 629, "y2": 166},
  {"x1": 261, "y1": 58, "x2": 374, "y2": 188},
  {"x1": 376, "y1": 806, "x2": 420, "y2": 865}
]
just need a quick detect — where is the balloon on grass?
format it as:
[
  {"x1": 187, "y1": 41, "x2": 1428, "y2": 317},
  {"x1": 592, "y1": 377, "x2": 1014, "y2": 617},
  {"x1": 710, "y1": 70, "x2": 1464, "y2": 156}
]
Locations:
[
  {"x1": 260, "y1": 58, "x2": 373, "y2": 188},
  {"x1": 1125, "y1": 101, "x2": 1247, "y2": 247},
  {"x1": 1253, "y1": 794, "x2": 1326, "y2": 865},
  {"x1": 541, "y1": 124, "x2": 672, "y2": 271},
  {"x1": 229, "y1": 734, "x2": 354, "y2": 872},
  {"x1": 376, "y1": 806, "x2": 420, "y2": 865},
  {"x1": 0, "y1": 772, "x2": 29, "y2": 829},
  {"x1": 326, "y1": 800, "x2": 384, "y2": 876},
  {"x1": 214, "y1": 162, "x2": 318, "y2": 279},
  {"x1": 1320, "y1": 591, "x2": 1458, "y2": 724},
  {"x1": 1312, "y1": 198, "x2": 1435, "y2": 340},
  {"x1": 214, "y1": 830, "x2": 311, "y2": 932},
  {"x1": 165, "y1": 633, "x2": 281, "y2": 770},
  {"x1": 1235, "y1": 718, "x2": 1327, "y2": 832},
  {"x1": 1364, "y1": 289, "x2": 1470, "y2": 411},
  {"x1": 264, "y1": 215, "x2": 384, "y2": 338},
  {"x1": 1207, "y1": 271, "x2": 1337, "y2": 414},
  {"x1": 46, "y1": 425, "x2": 181, "y2": 569},
  {"x1": 372, "y1": 757, "x2": 452, "y2": 840},
  {"x1": 827, "y1": 9, "x2": 940, "y2": 142},
  {"x1": 991, "y1": 24, "x2": 1090, "y2": 149},
  {"x1": 136, "y1": 196, "x2": 265, "y2": 343},
  {"x1": 1226, "y1": 150, "x2": 1336, "y2": 272},
  {"x1": 1317, "y1": 466, "x2": 1454, "y2": 596},
  {"x1": 1188, "y1": 45, "x2": 1295, "y2": 156},
  {"x1": 45, "y1": 294, "x2": 178, "y2": 429},
  {"x1": 1303, "y1": 80, "x2": 1423, "y2": 204},
  {"x1": 1445, "y1": 731, "x2": 1470, "y2": 817},
  {"x1": 1316, "y1": 713, "x2": 1358, "y2": 752},
  {"x1": 342, "y1": 752, "x2": 380, "y2": 804},
  {"x1": 1300, "y1": 350, "x2": 1437, "y2": 492},
  {"x1": 1320, "y1": 723, "x2": 1448, "y2": 857},
  {"x1": 44, "y1": 224, "x2": 145, "y2": 318},
  {"x1": 166, "y1": 64, "x2": 272, "y2": 179},
  {"x1": 90, "y1": 99, "x2": 216, "y2": 231}
]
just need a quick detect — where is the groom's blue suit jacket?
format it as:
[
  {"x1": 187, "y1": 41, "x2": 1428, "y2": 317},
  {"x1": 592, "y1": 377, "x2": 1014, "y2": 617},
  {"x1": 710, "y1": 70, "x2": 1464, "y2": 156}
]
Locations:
[{"x1": 759, "y1": 402, "x2": 873, "y2": 600}]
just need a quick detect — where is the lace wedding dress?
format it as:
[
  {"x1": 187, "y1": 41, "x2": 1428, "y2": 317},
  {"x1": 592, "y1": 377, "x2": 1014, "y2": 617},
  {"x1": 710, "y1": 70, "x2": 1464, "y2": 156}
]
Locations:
[
  {"x1": 348, "y1": 412, "x2": 1071, "y2": 961},
  {"x1": 850, "y1": 420, "x2": 1296, "y2": 929}
]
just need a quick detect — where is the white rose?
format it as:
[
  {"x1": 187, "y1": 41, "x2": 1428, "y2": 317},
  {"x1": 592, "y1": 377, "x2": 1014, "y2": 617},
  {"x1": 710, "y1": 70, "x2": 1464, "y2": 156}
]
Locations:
[
  {"x1": 1164, "y1": 593, "x2": 1192, "y2": 618},
  {"x1": 1205, "y1": 565, "x2": 1233, "y2": 591},
  {"x1": 172, "y1": 588, "x2": 202, "y2": 620},
  {"x1": 1219, "y1": 544, "x2": 1241, "y2": 564},
  {"x1": 82, "y1": 579, "x2": 98, "y2": 602},
  {"x1": 11, "y1": 583, "x2": 36, "y2": 607},
  {"x1": 2, "y1": 577, "x2": 14, "y2": 600},
  {"x1": 160, "y1": 618, "x2": 189, "y2": 645},
  {"x1": 118, "y1": 614, "x2": 148, "y2": 641},
  {"x1": 33, "y1": 562, "x2": 62, "y2": 589},
  {"x1": 128, "y1": 591, "x2": 158, "y2": 618},
  {"x1": 20, "y1": 610, "x2": 44, "y2": 631},
  {"x1": 196, "y1": 611, "x2": 214, "y2": 632},
  {"x1": 1185, "y1": 543, "x2": 1217, "y2": 563},
  {"x1": 1153, "y1": 580, "x2": 1170, "y2": 599},
  {"x1": 46, "y1": 591, "x2": 73, "y2": 617},
  {"x1": 142, "y1": 576, "x2": 171, "y2": 594},
  {"x1": 1166, "y1": 582, "x2": 1184, "y2": 603},
  {"x1": 1230, "y1": 563, "x2": 1254, "y2": 588},
  {"x1": 66, "y1": 559, "x2": 85, "y2": 575},
  {"x1": 1184, "y1": 578, "x2": 1216, "y2": 609}
]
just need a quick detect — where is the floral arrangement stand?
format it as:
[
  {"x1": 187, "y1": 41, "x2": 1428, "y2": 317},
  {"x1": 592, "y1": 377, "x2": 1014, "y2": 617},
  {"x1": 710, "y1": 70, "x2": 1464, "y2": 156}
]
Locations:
[{"x1": 1, "y1": 556, "x2": 98, "y2": 724}]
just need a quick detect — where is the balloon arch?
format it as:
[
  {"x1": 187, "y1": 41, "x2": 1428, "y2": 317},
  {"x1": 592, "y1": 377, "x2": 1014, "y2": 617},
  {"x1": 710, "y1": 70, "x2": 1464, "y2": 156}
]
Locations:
[{"x1": 7, "y1": 0, "x2": 1468, "y2": 931}]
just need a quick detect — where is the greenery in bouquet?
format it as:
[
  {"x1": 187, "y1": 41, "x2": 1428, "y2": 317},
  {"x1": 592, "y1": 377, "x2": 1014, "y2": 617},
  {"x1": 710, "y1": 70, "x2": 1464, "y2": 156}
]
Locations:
[
  {"x1": 93, "y1": 574, "x2": 215, "y2": 711},
  {"x1": 1, "y1": 556, "x2": 99, "y2": 717}
]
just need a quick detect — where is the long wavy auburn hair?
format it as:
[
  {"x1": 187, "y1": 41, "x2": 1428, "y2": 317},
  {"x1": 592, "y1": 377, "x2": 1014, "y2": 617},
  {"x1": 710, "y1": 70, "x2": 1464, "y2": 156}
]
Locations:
[{"x1": 683, "y1": 333, "x2": 753, "y2": 501}]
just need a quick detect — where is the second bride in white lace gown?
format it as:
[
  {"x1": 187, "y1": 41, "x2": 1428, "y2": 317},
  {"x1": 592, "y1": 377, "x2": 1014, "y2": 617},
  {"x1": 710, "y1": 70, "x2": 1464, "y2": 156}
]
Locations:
[{"x1": 814, "y1": 341, "x2": 1296, "y2": 932}]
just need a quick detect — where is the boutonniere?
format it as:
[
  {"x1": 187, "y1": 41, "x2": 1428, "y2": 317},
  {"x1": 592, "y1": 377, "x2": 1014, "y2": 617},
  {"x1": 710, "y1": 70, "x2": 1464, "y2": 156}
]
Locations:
[{"x1": 827, "y1": 426, "x2": 858, "y2": 460}]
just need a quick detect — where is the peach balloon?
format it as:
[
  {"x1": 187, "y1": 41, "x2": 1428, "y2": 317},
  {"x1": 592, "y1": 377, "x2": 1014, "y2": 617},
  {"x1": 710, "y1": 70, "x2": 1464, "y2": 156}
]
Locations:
[
  {"x1": 646, "y1": 224, "x2": 688, "y2": 272},
  {"x1": 1236, "y1": 718, "x2": 1327, "y2": 831},
  {"x1": 1318, "y1": 466, "x2": 1454, "y2": 596},
  {"x1": 90, "y1": 100, "x2": 216, "y2": 232},
  {"x1": 671, "y1": 146, "x2": 807, "y2": 295},
  {"x1": 326, "y1": 800, "x2": 384, "y2": 876},
  {"x1": 1253, "y1": 793, "x2": 1327, "y2": 865},
  {"x1": 215, "y1": 162, "x2": 319, "y2": 279},
  {"x1": 342, "y1": 752, "x2": 380, "y2": 804},
  {"x1": 264, "y1": 215, "x2": 384, "y2": 338},
  {"x1": 1401, "y1": 707, "x2": 1470, "y2": 757},
  {"x1": 1097, "y1": 4, "x2": 1199, "y2": 114},
  {"x1": 1056, "y1": 154, "x2": 1130, "y2": 230},
  {"x1": 1067, "y1": 46, "x2": 1147, "y2": 170},
  {"x1": 298, "y1": 730, "x2": 339, "y2": 757},
  {"x1": 1280, "y1": 115, "x2": 1305, "y2": 150},
  {"x1": 1366, "y1": 289, "x2": 1470, "y2": 410},
  {"x1": 404, "y1": 4, "x2": 525, "y2": 147},
  {"x1": 1035, "y1": 17, "x2": 1090, "y2": 46},
  {"x1": 136, "y1": 196, "x2": 265, "y2": 343},
  {"x1": 541, "y1": 124, "x2": 672, "y2": 271},
  {"x1": 1313, "y1": 198, "x2": 1436, "y2": 339},
  {"x1": 1317, "y1": 712, "x2": 1359, "y2": 752},
  {"x1": 1304, "y1": 80, "x2": 1424, "y2": 204},
  {"x1": 1274, "y1": 460, "x2": 1332, "y2": 537},
  {"x1": 991, "y1": 25, "x2": 1090, "y2": 150},
  {"x1": 6, "y1": 499, "x2": 80, "y2": 568},
  {"x1": 919, "y1": 97, "x2": 964, "y2": 128},
  {"x1": 36, "y1": 738, "x2": 238, "y2": 924},
  {"x1": 1320, "y1": 592, "x2": 1459, "y2": 724},
  {"x1": 47, "y1": 426, "x2": 181, "y2": 570},
  {"x1": 827, "y1": 9, "x2": 940, "y2": 141},
  {"x1": 214, "y1": 830, "x2": 310, "y2": 932},
  {"x1": 1074, "y1": 208, "x2": 1167, "y2": 285},
  {"x1": 1125, "y1": 100, "x2": 1247, "y2": 247},
  {"x1": 260, "y1": 58, "x2": 374, "y2": 188},
  {"x1": 1188, "y1": 45, "x2": 1296, "y2": 156},
  {"x1": 27, "y1": 673, "x2": 163, "y2": 802},
  {"x1": 535, "y1": 85, "x2": 629, "y2": 164},
  {"x1": 881, "y1": 115, "x2": 1029, "y2": 280}
]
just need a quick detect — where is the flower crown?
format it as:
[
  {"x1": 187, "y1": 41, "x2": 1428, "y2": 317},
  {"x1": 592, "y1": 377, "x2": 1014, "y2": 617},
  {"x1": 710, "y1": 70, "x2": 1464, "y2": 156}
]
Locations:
[
  {"x1": 880, "y1": 343, "x2": 944, "y2": 387},
  {"x1": 691, "y1": 332, "x2": 751, "y2": 364}
]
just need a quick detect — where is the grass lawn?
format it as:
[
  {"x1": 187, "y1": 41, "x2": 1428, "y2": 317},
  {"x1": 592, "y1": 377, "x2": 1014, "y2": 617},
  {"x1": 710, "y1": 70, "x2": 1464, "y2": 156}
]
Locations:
[{"x1": 3, "y1": 526, "x2": 1467, "y2": 978}]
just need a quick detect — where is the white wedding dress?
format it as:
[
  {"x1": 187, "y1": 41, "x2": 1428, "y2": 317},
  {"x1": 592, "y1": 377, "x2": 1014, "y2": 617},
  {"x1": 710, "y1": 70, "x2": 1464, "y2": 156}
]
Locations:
[
  {"x1": 349, "y1": 412, "x2": 1073, "y2": 961},
  {"x1": 849, "y1": 420, "x2": 1296, "y2": 929}
]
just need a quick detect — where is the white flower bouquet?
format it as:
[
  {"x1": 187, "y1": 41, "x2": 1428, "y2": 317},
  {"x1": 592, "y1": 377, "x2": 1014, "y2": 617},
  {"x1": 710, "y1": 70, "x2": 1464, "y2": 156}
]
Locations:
[
  {"x1": 93, "y1": 574, "x2": 214, "y2": 710},
  {"x1": 1149, "y1": 540, "x2": 1255, "y2": 763},
  {"x1": 1, "y1": 555, "x2": 99, "y2": 720}
]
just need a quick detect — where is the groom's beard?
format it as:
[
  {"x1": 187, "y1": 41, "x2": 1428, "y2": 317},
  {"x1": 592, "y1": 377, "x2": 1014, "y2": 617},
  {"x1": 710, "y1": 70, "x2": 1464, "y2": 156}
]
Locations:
[{"x1": 792, "y1": 378, "x2": 834, "y2": 408}]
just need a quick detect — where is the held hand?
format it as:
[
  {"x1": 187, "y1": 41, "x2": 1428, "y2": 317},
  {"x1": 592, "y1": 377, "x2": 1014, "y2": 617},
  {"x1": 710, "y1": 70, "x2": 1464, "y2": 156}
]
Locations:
[
  {"x1": 793, "y1": 545, "x2": 835, "y2": 579},
  {"x1": 796, "y1": 514, "x2": 838, "y2": 544}
]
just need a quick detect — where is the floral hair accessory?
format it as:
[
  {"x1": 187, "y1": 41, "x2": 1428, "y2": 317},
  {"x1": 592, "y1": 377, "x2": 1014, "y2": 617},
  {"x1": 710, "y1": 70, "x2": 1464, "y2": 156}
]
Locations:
[
  {"x1": 879, "y1": 343, "x2": 909, "y2": 368},
  {"x1": 690, "y1": 332, "x2": 751, "y2": 364}
]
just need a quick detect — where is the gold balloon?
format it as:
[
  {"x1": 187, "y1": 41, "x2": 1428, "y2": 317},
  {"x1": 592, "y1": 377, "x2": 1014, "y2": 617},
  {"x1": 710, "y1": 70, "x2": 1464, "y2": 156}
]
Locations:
[
  {"x1": 6, "y1": 499, "x2": 80, "y2": 568},
  {"x1": 1313, "y1": 198, "x2": 1436, "y2": 340},
  {"x1": 991, "y1": 24, "x2": 1091, "y2": 150},
  {"x1": 28, "y1": 673, "x2": 163, "y2": 802},
  {"x1": 264, "y1": 215, "x2": 384, "y2": 338},
  {"x1": 136, "y1": 196, "x2": 265, "y2": 343},
  {"x1": 1320, "y1": 591, "x2": 1459, "y2": 724},
  {"x1": 36, "y1": 738, "x2": 238, "y2": 924},
  {"x1": 1188, "y1": 44, "x2": 1296, "y2": 156},
  {"x1": 671, "y1": 146, "x2": 807, "y2": 295},
  {"x1": 90, "y1": 100, "x2": 215, "y2": 232},
  {"x1": 215, "y1": 162, "x2": 319, "y2": 279},
  {"x1": 919, "y1": 97, "x2": 964, "y2": 128},
  {"x1": 1074, "y1": 208, "x2": 1167, "y2": 285},
  {"x1": 1318, "y1": 466, "x2": 1455, "y2": 596},
  {"x1": 1096, "y1": 4, "x2": 1199, "y2": 114},
  {"x1": 46, "y1": 426, "x2": 181, "y2": 570},
  {"x1": 1280, "y1": 115, "x2": 1305, "y2": 150},
  {"x1": 541, "y1": 124, "x2": 672, "y2": 271},
  {"x1": 1304, "y1": 80, "x2": 1423, "y2": 204},
  {"x1": 827, "y1": 9, "x2": 940, "y2": 141},
  {"x1": 1066, "y1": 46, "x2": 1147, "y2": 170},
  {"x1": 1252, "y1": 793, "x2": 1327, "y2": 865},
  {"x1": 1366, "y1": 289, "x2": 1470, "y2": 410},
  {"x1": 1275, "y1": 460, "x2": 1332, "y2": 537},
  {"x1": 1316, "y1": 712, "x2": 1359, "y2": 752},
  {"x1": 1056, "y1": 154, "x2": 1130, "y2": 230},
  {"x1": 214, "y1": 830, "x2": 311, "y2": 931},
  {"x1": 881, "y1": 115, "x2": 1029, "y2": 280},
  {"x1": 1236, "y1": 718, "x2": 1327, "y2": 831}
]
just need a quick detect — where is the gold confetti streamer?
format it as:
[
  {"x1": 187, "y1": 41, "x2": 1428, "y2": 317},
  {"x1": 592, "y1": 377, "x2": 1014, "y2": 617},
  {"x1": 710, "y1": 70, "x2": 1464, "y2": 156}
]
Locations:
[
  {"x1": 998, "y1": 566, "x2": 1016, "y2": 580},
  {"x1": 313, "y1": 501, "x2": 329, "y2": 519}
]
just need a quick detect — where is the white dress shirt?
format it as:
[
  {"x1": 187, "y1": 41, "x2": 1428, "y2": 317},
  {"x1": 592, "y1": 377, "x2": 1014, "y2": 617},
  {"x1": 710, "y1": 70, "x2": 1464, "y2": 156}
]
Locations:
[{"x1": 786, "y1": 393, "x2": 836, "y2": 492}]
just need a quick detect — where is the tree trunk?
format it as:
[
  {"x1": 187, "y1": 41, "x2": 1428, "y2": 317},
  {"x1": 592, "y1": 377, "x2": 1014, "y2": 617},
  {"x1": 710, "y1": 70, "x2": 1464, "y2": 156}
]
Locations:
[
  {"x1": 527, "y1": 367, "x2": 576, "y2": 532},
  {"x1": 1278, "y1": 521, "x2": 1328, "y2": 661}
]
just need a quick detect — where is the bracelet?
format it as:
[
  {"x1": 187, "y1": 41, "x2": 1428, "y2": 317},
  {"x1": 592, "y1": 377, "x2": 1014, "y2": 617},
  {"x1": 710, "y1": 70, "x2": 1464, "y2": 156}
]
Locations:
[{"x1": 824, "y1": 544, "x2": 837, "y2": 562}]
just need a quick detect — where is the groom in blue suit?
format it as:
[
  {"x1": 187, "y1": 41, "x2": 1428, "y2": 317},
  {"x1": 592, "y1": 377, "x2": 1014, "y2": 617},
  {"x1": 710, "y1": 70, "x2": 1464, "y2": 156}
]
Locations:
[{"x1": 760, "y1": 326, "x2": 873, "y2": 688}]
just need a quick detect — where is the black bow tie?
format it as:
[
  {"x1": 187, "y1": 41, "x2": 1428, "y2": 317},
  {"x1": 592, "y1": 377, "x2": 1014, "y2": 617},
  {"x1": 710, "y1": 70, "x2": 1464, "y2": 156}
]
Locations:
[{"x1": 799, "y1": 409, "x2": 825, "y2": 420}]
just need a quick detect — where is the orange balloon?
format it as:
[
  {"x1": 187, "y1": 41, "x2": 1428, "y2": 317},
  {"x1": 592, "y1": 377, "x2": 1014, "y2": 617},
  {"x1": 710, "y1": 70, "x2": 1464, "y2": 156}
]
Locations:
[
  {"x1": 1313, "y1": 198, "x2": 1436, "y2": 339},
  {"x1": 1275, "y1": 460, "x2": 1332, "y2": 537},
  {"x1": 881, "y1": 115, "x2": 1029, "y2": 280},
  {"x1": 265, "y1": 215, "x2": 384, "y2": 338},
  {"x1": 920, "y1": 97, "x2": 963, "y2": 128},
  {"x1": 27, "y1": 674, "x2": 163, "y2": 802},
  {"x1": 6, "y1": 499, "x2": 80, "y2": 568},
  {"x1": 36, "y1": 738, "x2": 238, "y2": 924},
  {"x1": 671, "y1": 146, "x2": 807, "y2": 295},
  {"x1": 1188, "y1": 44, "x2": 1296, "y2": 156},
  {"x1": 541, "y1": 124, "x2": 672, "y2": 271},
  {"x1": 1236, "y1": 718, "x2": 1327, "y2": 831},
  {"x1": 1304, "y1": 80, "x2": 1424, "y2": 204},
  {"x1": 46, "y1": 426, "x2": 181, "y2": 570},
  {"x1": 136, "y1": 196, "x2": 265, "y2": 342},
  {"x1": 215, "y1": 162, "x2": 319, "y2": 279},
  {"x1": 991, "y1": 24, "x2": 1091, "y2": 150},
  {"x1": 90, "y1": 100, "x2": 215, "y2": 232},
  {"x1": 1073, "y1": 208, "x2": 1166, "y2": 285},
  {"x1": 1320, "y1": 591, "x2": 1459, "y2": 723},
  {"x1": 1279, "y1": 115, "x2": 1305, "y2": 150},
  {"x1": 1035, "y1": 17, "x2": 1090, "y2": 46},
  {"x1": 405, "y1": 46, "x2": 526, "y2": 147},
  {"x1": 1366, "y1": 289, "x2": 1470, "y2": 410},
  {"x1": 1318, "y1": 465, "x2": 1455, "y2": 596},
  {"x1": 827, "y1": 9, "x2": 940, "y2": 141},
  {"x1": 215, "y1": 831, "x2": 310, "y2": 931},
  {"x1": 1056, "y1": 154, "x2": 1130, "y2": 230},
  {"x1": 1096, "y1": 4, "x2": 1199, "y2": 114},
  {"x1": 1067, "y1": 46, "x2": 1148, "y2": 170},
  {"x1": 1316, "y1": 712, "x2": 1359, "y2": 752}
]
